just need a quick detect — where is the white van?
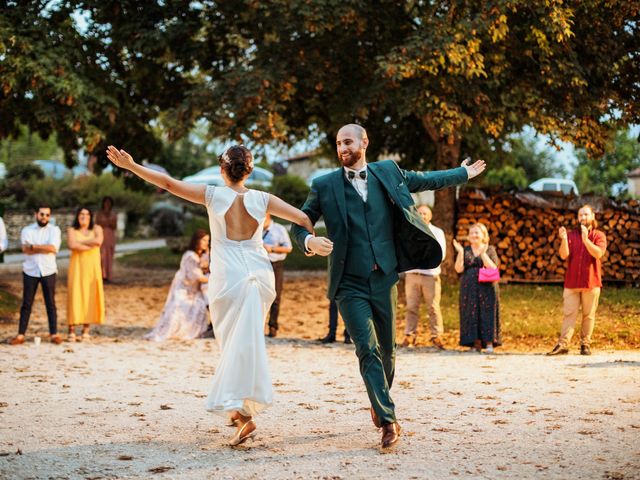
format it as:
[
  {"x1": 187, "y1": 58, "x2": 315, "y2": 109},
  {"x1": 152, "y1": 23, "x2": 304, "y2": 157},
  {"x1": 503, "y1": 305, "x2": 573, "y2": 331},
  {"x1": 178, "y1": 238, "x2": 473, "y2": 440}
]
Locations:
[{"x1": 529, "y1": 178, "x2": 579, "y2": 195}]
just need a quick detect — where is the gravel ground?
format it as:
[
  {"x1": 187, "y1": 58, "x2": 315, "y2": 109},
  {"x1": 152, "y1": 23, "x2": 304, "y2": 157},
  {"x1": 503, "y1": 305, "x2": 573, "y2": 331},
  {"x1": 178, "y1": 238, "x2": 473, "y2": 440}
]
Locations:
[{"x1": 0, "y1": 338, "x2": 638, "y2": 480}]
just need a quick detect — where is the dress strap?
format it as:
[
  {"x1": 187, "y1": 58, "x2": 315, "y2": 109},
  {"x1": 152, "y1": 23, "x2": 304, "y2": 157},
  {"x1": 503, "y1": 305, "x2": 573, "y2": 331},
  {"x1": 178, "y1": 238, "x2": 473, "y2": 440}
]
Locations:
[{"x1": 205, "y1": 185, "x2": 216, "y2": 207}]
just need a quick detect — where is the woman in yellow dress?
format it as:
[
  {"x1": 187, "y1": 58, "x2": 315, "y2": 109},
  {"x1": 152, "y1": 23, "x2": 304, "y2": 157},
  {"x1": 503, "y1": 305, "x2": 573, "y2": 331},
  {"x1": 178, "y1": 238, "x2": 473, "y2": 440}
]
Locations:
[{"x1": 67, "y1": 207, "x2": 105, "y2": 341}]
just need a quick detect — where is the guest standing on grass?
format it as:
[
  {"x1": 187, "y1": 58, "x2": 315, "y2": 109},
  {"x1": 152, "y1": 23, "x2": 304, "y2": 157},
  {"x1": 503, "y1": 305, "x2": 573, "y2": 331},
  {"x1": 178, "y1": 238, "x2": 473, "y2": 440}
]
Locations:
[
  {"x1": 401, "y1": 205, "x2": 446, "y2": 350},
  {"x1": 67, "y1": 207, "x2": 105, "y2": 342},
  {"x1": 95, "y1": 196, "x2": 117, "y2": 283},
  {"x1": 9, "y1": 205, "x2": 63, "y2": 345},
  {"x1": 453, "y1": 223, "x2": 501, "y2": 353},
  {"x1": 547, "y1": 205, "x2": 607, "y2": 356}
]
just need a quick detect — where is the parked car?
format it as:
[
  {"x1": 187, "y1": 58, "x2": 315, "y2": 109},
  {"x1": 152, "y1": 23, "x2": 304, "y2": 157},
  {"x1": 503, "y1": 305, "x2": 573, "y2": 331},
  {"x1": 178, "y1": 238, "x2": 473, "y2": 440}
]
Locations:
[
  {"x1": 306, "y1": 167, "x2": 338, "y2": 186},
  {"x1": 529, "y1": 178, "x2": 579, "y2": 195},
  {"x1": 182, "y1": 165, "x2": 273, "y2": 189}
]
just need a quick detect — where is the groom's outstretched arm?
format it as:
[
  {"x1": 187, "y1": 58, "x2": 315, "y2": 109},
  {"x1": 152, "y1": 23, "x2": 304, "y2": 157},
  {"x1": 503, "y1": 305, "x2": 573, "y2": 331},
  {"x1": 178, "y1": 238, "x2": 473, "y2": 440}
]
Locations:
[
  {"x1": 404, "y1": 159, "x2": 486, "y2": 193},
  {"x1": 291, "y1": 184, "x2": 322, "y2": 252}
]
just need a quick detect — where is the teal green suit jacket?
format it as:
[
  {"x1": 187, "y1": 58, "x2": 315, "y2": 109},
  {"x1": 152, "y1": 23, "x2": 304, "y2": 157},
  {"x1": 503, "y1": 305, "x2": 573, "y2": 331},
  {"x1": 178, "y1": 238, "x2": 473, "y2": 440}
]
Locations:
[{"x1": 291, "y1": 160, "x2": 468, "y2": 299}]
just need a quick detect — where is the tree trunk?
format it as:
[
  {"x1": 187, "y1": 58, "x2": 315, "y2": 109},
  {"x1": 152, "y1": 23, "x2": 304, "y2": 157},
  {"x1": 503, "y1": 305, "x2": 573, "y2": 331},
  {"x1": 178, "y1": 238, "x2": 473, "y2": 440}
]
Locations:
[{"x1": 421, "y1": 115, "x2": 461, "y2": 279}]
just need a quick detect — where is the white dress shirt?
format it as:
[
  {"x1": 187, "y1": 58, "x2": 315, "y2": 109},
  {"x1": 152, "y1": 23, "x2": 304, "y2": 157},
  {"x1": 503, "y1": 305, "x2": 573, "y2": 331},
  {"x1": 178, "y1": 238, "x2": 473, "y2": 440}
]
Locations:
[
  {"x1": 344, "y1": 165, "x2": 368, "y2": 202},
  {"x1": 406, "y1": 223, "x2": 446, "y2": 276},
  {"x1": 263, "y1": 221, "x2": 292, "y2": 262},
  {"x1": 20, "y1": 222, "x2": 61, "y2": 277},
  {"x1": 0, "y1": 217, "x2": 7, "y2": 253}
]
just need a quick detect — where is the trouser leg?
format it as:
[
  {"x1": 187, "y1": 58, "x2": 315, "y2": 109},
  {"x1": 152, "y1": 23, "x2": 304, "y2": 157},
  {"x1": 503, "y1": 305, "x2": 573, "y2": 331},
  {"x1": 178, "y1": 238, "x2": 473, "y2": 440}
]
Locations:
[
  {"x1": 336, "y1": 275, "x2": 396, "y2": 425},
  {"x1": 18, "y1": 274, "x2": 40, "y2": 335},
  {"x1": 268, "y1": 261, "x2": 284, "y2": 330},
  {"x1": 40, "y1": 273, "x2": 58, "y2": 335},
  {"x1": 328, "y1": 299, "x2": 338, "y2": 336},
  {"x1": 425, "y1": 275, "x2": 444, "y2": 340},
  {"x1": 403, "y1": 273, "x2": 420, "y2": 336},
  {"x1": 558, "y1": 288, "x2": 580, "y2": 347},
  {"x1": 370, "y1": 280, "x2": 397, "y2": 389},
  {"x1": 580, "y1": 288, "x2": 600, "y2": 346}
]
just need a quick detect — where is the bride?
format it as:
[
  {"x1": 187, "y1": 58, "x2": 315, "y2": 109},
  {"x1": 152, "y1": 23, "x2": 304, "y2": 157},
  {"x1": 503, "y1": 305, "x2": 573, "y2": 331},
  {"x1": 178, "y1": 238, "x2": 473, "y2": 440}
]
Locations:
[{"x1": 107, "y1": 144, "x2": 314, "y2": 446}]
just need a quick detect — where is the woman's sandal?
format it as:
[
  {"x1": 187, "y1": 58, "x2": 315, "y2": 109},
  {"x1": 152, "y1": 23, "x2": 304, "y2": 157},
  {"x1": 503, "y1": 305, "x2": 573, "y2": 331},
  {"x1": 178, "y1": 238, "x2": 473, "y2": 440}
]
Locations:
[
  {"x1": 229, "y1": 419, "x2": 256, "y2": 446},
  {"x1": 225, "y1": 413, "x2": 239, "y2": 427},
  {"x1": 81, "y1": 333, "x2": 91, "y2": 341},
  {"x1": 68, "y1": 333, "x2": 77, "y2": 343}
]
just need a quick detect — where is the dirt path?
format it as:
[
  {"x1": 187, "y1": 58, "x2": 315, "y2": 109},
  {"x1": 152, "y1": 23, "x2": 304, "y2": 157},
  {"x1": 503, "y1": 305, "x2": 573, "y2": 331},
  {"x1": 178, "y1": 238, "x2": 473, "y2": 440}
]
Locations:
[
  {"x1": 0, "y1": 264, "x2": 639, "y2": 479},
  {"x1": 0, "y1": 339, "x2": 638, "y2": 479}
]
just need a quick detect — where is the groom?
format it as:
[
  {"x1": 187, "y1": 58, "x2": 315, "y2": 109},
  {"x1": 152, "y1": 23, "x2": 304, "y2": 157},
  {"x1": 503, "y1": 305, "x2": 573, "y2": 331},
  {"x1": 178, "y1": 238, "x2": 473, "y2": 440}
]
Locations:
[{"x1": 292, "y1": 124, "x2": 486, "y2": 449}]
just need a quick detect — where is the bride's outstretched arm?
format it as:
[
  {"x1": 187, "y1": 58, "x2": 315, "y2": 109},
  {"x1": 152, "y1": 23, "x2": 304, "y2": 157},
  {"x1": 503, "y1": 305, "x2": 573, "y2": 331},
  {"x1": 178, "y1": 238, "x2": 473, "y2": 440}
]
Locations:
[
  {"x1": 267, "y1": 195, "x2": 314, "y2": 234},
  {"x1": 106, "y1": 146, "x2": 206, "y2": 205}
]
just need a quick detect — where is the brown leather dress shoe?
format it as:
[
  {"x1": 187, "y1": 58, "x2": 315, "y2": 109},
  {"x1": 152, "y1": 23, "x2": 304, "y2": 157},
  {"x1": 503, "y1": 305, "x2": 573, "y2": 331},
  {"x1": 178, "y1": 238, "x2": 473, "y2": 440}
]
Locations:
[
  {"x1": 381, "y1": 422, "x2": 401, "y2": 449},
  {"x1": 50, "y1": 334, "x2": 63, "y2": 345},
  {"x1": 432, "y1": 338, "x2": 446, "y2": 351},
  {"x1": 267, "y1": 327, "x2": 277, "y2": 338},
  {"x1": 9, "y1": 335, "x2": 25, "y2": 346},
  {"x1": 401, "y1": 335, "x2": 415, "y2": 348},
  {"x1": 370, "y1": 407, "x2": 382, "y2": 428}
]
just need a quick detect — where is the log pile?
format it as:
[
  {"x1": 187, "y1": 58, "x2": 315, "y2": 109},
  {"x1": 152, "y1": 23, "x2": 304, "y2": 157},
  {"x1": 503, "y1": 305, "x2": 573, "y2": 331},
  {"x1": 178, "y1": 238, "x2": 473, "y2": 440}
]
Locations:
[{"x1": 455, "y1": 189, "x2": 640, "y2": 284}]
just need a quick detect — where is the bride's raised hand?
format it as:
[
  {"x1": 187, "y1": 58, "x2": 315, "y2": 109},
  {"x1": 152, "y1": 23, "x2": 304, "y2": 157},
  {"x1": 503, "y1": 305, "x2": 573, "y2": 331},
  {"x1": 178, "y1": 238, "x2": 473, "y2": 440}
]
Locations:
[{"x1": 106, "y1": 146, "x2": 136, "y2": 171}]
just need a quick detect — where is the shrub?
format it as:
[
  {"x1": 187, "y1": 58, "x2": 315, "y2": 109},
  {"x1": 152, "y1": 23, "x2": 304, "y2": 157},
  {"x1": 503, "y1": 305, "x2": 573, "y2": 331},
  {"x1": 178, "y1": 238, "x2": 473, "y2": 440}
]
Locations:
[
  {"x1": 270, "y1": 174, "x2": 310, "y2": 208},
  {"x1": 61, "y1": 173, "x2": 152, "y2": 216}
]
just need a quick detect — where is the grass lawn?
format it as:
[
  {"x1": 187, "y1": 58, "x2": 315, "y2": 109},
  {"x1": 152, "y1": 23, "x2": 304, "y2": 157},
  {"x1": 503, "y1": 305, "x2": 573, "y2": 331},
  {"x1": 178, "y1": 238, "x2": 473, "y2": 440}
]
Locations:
[
  {"x1": 119, "y1": 245, "x2": 639, "y2": 350},
  {"x1": 0, "y1": 286, "x2": 20, "y2": 321},
  {"x1": 400, "y1": 280, "x2": 639, "y2": 350},
  {"x1": 119, "y1": 247, "x2": 183, "y2": 269}
]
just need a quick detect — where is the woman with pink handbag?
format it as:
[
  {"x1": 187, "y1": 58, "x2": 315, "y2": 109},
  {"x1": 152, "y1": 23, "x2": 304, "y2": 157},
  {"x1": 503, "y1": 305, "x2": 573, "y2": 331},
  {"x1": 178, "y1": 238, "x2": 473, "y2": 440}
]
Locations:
[{"x1": 453, "y1": 223, "x2": 502, "y2": 353}]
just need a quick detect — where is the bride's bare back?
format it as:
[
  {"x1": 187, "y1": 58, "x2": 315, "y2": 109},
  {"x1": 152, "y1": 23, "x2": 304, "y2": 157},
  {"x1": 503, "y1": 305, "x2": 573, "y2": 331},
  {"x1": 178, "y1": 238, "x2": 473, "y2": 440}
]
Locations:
[{"x1": 224, "y1": 193, "x2": 259, "y2": 241}]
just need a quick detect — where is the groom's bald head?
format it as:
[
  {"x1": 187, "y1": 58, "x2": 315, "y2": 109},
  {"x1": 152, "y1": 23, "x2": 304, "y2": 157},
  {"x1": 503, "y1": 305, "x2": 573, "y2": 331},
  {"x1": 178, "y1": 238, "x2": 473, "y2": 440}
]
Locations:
[
  {"x1": 338, "y1": 124, "x2": 368, "y2": 142},
  {"x1": 336, "y1": 124, "x2": 369, "y2": 168}
]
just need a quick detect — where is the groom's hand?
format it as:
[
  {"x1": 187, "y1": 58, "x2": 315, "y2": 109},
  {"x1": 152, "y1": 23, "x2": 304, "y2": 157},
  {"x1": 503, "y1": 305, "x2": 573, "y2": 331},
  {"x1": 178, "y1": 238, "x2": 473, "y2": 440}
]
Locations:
[
  {"x1": 461, "y1": 158, "x2": 486, "y2": 179},
  {"x1": 308, "y1": 236, "x2": 333, "y2": 256}
]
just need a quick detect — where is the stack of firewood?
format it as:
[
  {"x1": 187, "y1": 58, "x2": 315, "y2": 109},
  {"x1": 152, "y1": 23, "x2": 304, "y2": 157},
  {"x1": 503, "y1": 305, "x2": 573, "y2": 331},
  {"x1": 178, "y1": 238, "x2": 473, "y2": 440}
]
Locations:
[{"x1": 455, "y1": 189, "x2": 640, "y2": 284}]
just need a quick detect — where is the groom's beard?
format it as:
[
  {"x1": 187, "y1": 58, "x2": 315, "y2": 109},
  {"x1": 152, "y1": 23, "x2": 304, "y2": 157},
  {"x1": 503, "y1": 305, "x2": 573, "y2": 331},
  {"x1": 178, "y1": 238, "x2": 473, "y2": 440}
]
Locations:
[
  {"x1": 36, "y1": 219, "x2": 49, "y2": 227},
  {"x1": 340, "y1": 149, "x2": 362, "y2": 168}
]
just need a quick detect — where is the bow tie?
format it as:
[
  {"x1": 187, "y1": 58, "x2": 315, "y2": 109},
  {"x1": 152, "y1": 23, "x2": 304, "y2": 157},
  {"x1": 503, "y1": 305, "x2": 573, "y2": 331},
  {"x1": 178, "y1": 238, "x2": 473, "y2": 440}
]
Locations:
[{"x1": 347, "y1": 170, "x2": 367, "y2": 180}]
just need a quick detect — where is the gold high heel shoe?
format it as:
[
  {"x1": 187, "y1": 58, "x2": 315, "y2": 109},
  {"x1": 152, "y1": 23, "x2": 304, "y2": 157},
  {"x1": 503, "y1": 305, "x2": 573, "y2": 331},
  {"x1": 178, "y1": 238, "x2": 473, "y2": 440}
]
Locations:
[
  {"x1": 229, "y1": 419, "x2": 256, "y2": 446},
  {"x1": 225, "y1": 412, "x2": 239, "y2": 428}
]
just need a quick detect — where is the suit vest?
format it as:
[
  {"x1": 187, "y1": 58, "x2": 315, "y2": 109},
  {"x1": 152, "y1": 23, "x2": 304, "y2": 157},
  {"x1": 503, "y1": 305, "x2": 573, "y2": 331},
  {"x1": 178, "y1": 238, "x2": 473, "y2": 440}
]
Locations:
[{"x1": 343, "y1": 173, "x2": 397, "y2": 277}]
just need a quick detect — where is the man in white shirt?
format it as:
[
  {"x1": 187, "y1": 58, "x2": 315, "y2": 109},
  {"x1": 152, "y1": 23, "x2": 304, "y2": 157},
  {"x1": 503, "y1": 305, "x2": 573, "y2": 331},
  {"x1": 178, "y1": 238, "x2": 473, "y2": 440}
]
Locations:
[
  {"x1": 0, "y1": 215, "x2": 7, "y2": 256},
  {"x1": 401, "y1": 205, "x2": 447, "y2": 350},
  {"x1": 262, "y1": 213, "x2": 293, "y2": 338},
  {"x1": 10, "y1": 205, "x2": 63, "y2": 345}
]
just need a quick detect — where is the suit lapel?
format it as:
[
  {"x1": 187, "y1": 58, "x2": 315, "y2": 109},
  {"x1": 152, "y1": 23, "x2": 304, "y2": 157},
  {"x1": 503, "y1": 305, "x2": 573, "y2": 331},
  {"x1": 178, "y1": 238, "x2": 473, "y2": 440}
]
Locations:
[
  {"x1": 330, "y1": 169, "x2": 348, "y2": 228},
  {"x1": 368, "y1": 162, "x2": 399, "y2": 206}
]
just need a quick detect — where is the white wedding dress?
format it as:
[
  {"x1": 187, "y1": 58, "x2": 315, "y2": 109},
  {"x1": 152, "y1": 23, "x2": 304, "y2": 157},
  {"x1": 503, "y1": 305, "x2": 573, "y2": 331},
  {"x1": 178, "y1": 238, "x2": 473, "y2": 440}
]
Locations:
[{"x1": 204, "y1": 186, "x2": 276, "y2": 417}]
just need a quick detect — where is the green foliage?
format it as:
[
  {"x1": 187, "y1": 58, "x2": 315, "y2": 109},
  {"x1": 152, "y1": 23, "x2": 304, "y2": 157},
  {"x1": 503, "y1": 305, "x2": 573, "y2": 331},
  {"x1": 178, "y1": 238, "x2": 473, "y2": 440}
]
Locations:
[
  {"x1": 0, "y1": 125, "x2": 63, "y2": 168},
  {"x1": 574, "y1": 130, "x2": 640, "y2": 197},
  {"x1": 0, "y1": 173, "x2": 152, "y2": 214},
  {"x1": 483, "y1": 134, "x2": 567, "y2": 189},
  {"x1": 270, "y1": 174, "x2": 310, "y2": 208},
  {"x1": 484, "y1": 165, "x2": 528, "y2": 190},
  {"x1": 183, "y1": 215, "x2": 210, "y2": 240},
  {"x1": 2, "y1": 1, "x2": 638, "y2": 211},
  {"x1": 6, "y1": 163, "x2": 45, "y2": 180}
]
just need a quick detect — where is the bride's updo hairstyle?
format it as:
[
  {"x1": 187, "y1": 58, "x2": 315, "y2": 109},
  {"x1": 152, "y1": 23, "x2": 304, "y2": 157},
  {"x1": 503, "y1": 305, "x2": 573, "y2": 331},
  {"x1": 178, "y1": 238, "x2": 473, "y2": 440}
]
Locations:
[{"x1": 218, "y1": 145, "x2": 254, "y2": 183}]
